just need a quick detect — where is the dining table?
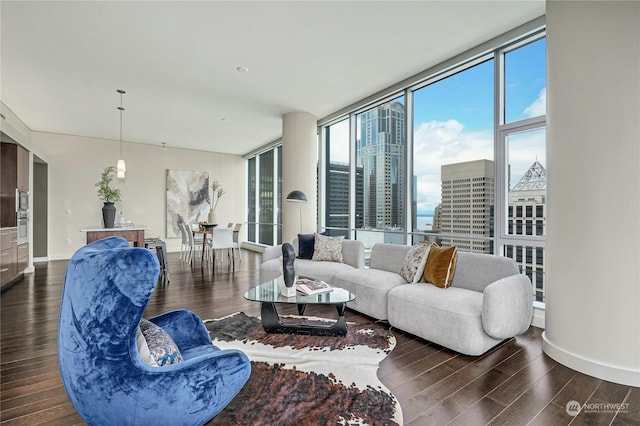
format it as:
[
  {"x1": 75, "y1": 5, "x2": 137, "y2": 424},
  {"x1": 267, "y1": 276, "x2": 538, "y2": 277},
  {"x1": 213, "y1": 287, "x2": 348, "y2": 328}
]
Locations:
[{"x1": 195, "y1": 224, "x2": 217, "y2": 264}]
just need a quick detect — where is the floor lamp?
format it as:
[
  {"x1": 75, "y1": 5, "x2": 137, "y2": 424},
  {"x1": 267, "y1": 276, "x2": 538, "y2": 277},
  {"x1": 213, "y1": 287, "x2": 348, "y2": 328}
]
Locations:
[{"x1": 286, "y1": 190, "x2": 307, "y2": 233}]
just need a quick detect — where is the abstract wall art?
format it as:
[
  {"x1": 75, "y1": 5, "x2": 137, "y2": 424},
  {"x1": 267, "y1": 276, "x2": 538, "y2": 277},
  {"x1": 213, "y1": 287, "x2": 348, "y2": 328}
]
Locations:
[{"x1": 166, "y1": 170, "x2": 209, "y2": 238}]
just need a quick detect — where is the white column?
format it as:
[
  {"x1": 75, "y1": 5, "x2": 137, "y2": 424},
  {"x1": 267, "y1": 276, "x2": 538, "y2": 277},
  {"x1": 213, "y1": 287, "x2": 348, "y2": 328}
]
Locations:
[
  {"x1": 544, "y1": 0, "x2": 640, "y2": 386},
  {"x1": 282, "y1": 111, "x2": 318, "y2": 243}
]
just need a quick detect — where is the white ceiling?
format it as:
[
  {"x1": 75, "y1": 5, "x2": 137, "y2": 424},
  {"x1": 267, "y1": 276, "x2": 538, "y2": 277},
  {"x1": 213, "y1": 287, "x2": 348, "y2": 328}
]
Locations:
[{"x1": 1, "y1": 1, "x2": 544, "y2": 156}]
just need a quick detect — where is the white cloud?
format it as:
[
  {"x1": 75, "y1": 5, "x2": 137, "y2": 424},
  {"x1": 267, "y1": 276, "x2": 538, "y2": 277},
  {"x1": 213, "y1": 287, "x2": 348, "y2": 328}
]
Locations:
[
  {"x1": 524, "y1": 87, "x2": 546, "y2": 117},
  {"x1": 413, "y1": 120, "x2": 493, "y2": 214}
]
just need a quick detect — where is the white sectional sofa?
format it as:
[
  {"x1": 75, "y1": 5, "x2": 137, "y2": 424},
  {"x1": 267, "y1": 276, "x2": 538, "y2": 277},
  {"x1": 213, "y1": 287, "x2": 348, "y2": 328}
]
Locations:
[
  {"x1": 260, "y1": 238, "x2": 366, "y2": 284},
  {"x1": 260, "y1": 240, "x2": 533, "y2": 356}
]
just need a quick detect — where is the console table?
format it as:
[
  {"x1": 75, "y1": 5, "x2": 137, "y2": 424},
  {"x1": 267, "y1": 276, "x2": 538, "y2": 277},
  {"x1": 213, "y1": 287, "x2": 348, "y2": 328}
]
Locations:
[{"x1": 81, "y1": 226, "x2": 149, "y2": 247}]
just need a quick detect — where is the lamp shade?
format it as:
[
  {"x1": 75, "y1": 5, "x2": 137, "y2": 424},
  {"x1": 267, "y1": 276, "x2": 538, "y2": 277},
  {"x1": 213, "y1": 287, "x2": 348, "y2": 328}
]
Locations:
[
  {"x1": 116, "y1": 159, "x2": 126, "y2": 179},
  {"x1": 286, "y1": 190, "x2": 307, "y2": 203}
]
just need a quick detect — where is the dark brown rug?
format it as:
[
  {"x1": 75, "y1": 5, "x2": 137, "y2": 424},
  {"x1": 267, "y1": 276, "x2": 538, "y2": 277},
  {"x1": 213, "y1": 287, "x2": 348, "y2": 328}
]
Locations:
[{"x1": 204, "y1": 312, "x2": 402, "y2": 426}]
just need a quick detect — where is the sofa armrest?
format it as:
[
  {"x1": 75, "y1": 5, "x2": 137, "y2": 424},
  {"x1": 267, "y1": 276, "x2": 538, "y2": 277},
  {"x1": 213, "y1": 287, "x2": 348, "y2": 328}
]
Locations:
[
  {"x1": 261, "y1": 244, "x2": 283, "y2": 263},
  {"x1": 482, "y1": 274, "x2": 533, "y2": 339}
]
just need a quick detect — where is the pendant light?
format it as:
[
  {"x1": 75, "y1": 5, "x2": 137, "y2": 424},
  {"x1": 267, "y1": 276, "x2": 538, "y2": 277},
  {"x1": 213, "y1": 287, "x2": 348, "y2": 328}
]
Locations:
[{"x1": 116, "y1": 89, "x2": 126, "y2": 179}]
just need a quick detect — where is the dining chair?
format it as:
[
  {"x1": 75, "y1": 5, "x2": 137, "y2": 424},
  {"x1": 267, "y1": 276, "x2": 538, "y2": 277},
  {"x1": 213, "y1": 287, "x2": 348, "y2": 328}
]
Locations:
[
  {"x1": 178, "y1": 222, "x2": 189, "y2": 262},
  {"x1": 181, "y1": 223, "x2": 200, "y2": 264},
  {"x1": 209, "y1": 227, "x2": 235, "y2": 268},
  {"x1": 232, "y1": 222, "x2": 243, "y2": 262},
  {"x1": 227, "y1": 222, "x2": 234, "y2": 228}
]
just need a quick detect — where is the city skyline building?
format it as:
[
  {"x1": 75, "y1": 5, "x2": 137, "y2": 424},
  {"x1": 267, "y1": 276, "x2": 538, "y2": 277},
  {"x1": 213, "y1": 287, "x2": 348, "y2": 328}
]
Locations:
[
  {"x1": 357, "y1": 101, "x2": 406, "y2": 229},
  {"x1": 326, "y1": 162, "x2": 364, "y2": 234},
  {"x1": 507, "y1": 160, "x2": 547, "y2": 302},
  {"x1": 437, "y1": 159, "x2": 495, "y2": 253}
]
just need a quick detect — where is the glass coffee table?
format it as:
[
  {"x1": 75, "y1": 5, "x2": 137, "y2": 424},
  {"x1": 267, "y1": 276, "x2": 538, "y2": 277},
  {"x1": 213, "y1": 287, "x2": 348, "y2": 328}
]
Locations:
[{"x1": 244, "y1": 278, "x2": 355, "y2": 336}]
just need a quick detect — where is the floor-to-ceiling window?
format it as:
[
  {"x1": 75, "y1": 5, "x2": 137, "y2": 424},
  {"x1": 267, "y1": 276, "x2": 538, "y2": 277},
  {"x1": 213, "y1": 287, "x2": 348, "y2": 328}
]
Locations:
[
  {"x1": 317, "y1": 29, "x2": 546, "y2": 303},
  {"x1": 499, "y1": 36, "x2": 547, "y2": 302},
  {"x1": 354, "y1": 97, "x2": 406, "y2": 252},
  {"x1": 324, "y1": 119, "x2": 351, "y2": 238},
  {"x1": 412, "y1": 59, "x2": 494, "y2": 253},
  {"x1": 246, "y1": 145, "x2": 282, "y2": 245}
]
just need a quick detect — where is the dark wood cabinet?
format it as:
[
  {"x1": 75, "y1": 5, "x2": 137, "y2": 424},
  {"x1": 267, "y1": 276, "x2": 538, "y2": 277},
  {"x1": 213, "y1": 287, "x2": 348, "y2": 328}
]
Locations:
[
  {"x1": 17, "y1": 145, "x2": 29, "y2": 191},
  {"x1": 1, "y1": 142, "x2": 29, "y2": 290},
  {"x1": 1, "y1": 143, "x2": 18, "y2": 228}
]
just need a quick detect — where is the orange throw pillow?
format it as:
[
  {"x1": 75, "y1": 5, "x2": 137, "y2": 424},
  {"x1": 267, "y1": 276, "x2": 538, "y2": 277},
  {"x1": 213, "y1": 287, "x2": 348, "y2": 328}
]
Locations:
[{"x1": 423, "y1": 244, "x2": 458, "y2": 288}]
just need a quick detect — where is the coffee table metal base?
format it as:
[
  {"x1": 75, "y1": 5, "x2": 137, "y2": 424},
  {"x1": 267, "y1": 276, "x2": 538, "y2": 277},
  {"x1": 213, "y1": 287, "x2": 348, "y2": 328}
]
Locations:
[{"x1": 260, "y1": 302, "x2": 348, "y2": 336}]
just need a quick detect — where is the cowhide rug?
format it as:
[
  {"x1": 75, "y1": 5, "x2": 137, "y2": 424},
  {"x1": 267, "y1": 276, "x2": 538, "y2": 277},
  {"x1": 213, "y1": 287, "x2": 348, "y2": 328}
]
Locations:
[{"x1": 204, "y1": 312, "x2": 402, "y2": 426}]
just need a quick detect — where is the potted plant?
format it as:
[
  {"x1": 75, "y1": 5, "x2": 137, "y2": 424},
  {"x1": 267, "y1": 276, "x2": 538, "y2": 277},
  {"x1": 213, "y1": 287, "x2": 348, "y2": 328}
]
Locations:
[{"x1": 95, "y1": 166, "x2": 122, "y2": 228}]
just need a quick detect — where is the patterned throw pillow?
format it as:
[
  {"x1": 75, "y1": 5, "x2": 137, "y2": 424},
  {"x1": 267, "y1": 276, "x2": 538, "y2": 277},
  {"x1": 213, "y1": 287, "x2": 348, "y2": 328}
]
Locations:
[
  {"x1": 138, "y1": 318, "x2": 184, "y2": 366},
  {"x1": 423, "y1": 244, "x2": 458, "y2": 288},
  {"x1": 311, "y1": 233, "x2": 345, "y2": 263},
  {"x1": 399, "y1": 244, "x2": 431, "y2": 283}
]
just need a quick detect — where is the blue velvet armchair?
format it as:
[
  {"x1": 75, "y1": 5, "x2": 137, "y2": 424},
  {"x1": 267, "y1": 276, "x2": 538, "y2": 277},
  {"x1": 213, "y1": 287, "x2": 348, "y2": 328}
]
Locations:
[{"x1": 58, "y1": 236, "x2": 250, "y2": 425}]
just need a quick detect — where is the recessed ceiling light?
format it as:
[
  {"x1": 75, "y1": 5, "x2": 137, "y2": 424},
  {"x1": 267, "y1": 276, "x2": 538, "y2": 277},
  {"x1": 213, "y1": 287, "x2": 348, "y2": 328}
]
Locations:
[{"x1": 236, "y1": 66, "x2": 249, "y2": 73}]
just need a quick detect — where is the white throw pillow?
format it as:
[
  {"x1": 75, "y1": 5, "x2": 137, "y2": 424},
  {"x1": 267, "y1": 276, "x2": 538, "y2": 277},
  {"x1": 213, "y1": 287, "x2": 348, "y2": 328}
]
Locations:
[{"x1": 399, "y1": 244, "x2": 431, "y2": 283}]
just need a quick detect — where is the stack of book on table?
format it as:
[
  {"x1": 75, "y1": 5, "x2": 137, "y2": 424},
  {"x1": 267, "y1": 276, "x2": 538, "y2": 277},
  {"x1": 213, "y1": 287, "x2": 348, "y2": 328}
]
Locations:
[{"x1": 296, "y1": 278, "x2": 333, "y2": 295}]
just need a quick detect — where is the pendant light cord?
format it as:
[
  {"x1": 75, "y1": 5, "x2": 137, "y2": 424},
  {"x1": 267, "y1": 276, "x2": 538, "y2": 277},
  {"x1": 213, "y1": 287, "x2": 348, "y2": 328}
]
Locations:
[{"x1": 117, "y1": 89, "x2": 125, "y2": 157}]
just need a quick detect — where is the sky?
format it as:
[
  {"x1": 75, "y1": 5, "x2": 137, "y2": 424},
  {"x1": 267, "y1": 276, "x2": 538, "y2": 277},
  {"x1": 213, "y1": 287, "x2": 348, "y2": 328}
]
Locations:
[{"x1": 329, "y1": 38, "x2": 546, "y2": 216}]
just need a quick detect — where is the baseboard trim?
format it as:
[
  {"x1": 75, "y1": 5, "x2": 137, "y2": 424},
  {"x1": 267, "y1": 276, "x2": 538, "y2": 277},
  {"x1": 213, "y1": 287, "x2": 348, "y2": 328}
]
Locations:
[{"x1": 542, "y1": 331, "x2": 640, "y2": 387}]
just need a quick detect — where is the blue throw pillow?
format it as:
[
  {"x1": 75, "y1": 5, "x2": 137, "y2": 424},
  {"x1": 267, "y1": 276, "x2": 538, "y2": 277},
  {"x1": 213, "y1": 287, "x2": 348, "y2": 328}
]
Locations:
[
  {"x1": 297, "y1": 233, "x2": 316, "y2": 259},
  {"x1": 139, "y1": 318, "x2": 184, "y2": 366}
]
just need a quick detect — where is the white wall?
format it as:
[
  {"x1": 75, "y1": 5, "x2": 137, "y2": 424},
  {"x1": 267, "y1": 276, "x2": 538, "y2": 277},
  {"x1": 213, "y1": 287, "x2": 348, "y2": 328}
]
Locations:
[
  {"x1": 544, "y1": 1, "x2": 640, "y2": 386},
  {"x1": 30, "y1": 132, "x2": 246, "y2": 259}
]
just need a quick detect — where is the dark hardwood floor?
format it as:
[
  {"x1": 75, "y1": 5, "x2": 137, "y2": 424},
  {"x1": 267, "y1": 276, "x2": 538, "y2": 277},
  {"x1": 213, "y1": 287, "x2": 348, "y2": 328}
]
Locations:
[{"x1": 1, "y1": 250, "x2": 638, "y2": 425}]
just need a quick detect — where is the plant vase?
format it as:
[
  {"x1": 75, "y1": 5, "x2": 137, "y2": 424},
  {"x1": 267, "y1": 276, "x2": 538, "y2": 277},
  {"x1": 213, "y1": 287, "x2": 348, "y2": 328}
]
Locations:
[
  {"x1": 102, "y1": 202, "x2": 116, "y2": 228},
  {"x1": 208, "y1": 210, "x2": 217, "y2": 225}
]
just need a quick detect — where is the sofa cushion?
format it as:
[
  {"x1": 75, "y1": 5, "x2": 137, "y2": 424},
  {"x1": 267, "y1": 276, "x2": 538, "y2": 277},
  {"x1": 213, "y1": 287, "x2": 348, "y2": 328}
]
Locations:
[
  {"x1": 333, "y1": 268, "x2": 407, "y2": 320},
  {"x1": 295, "y1": 259, "x2": 355, "y2": 283},
  {"x1": 423, "y1": 244, "x2": 458, "y2": 288},
  {"x1": 399, "y1": 244, "x2": 430, "y2": 283},
  {"x1": 450, "y1": 251, "x2": 520, "y2": 292},
  {"x1": 369, "y1": 244, "x2": 412, "y2": 274},
  {"x1": 312, "y1": 234, "x2": 344, "y2": 263},
  {"x1": 387, "y1": 284, "x2": 503, "y2": 355},
  {"x1": 139, "y1": 318, "x2": 184, "y2": 366}
]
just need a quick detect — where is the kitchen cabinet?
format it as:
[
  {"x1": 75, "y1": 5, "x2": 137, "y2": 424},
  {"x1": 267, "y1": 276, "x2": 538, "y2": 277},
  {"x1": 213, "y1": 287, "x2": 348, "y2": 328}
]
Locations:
[
  {"x1": 1, "y1": 228, "x2": 18, "y2": 289},
  {"x1": 17, "y1": 243, "x2": 28, "y2": 273},
  {"x1": 1, "y1": 143, "x2": 18, "y2": 227},
  {"x1": 0, "y1": 142, "x2": 30, "y2": 291},
  {"x1": 17, "y1": 145, "x2": 29, "y2": 191}
]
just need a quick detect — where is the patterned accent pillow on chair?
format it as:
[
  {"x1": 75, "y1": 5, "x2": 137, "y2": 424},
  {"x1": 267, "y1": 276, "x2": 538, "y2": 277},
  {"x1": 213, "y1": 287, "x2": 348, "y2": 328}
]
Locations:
[
  {"x1": 311, "y1": 233, "x2": 345, "y2": 263},
  {"x1": 139, "y1": 318, "x2": 184, "y2": 366}
]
